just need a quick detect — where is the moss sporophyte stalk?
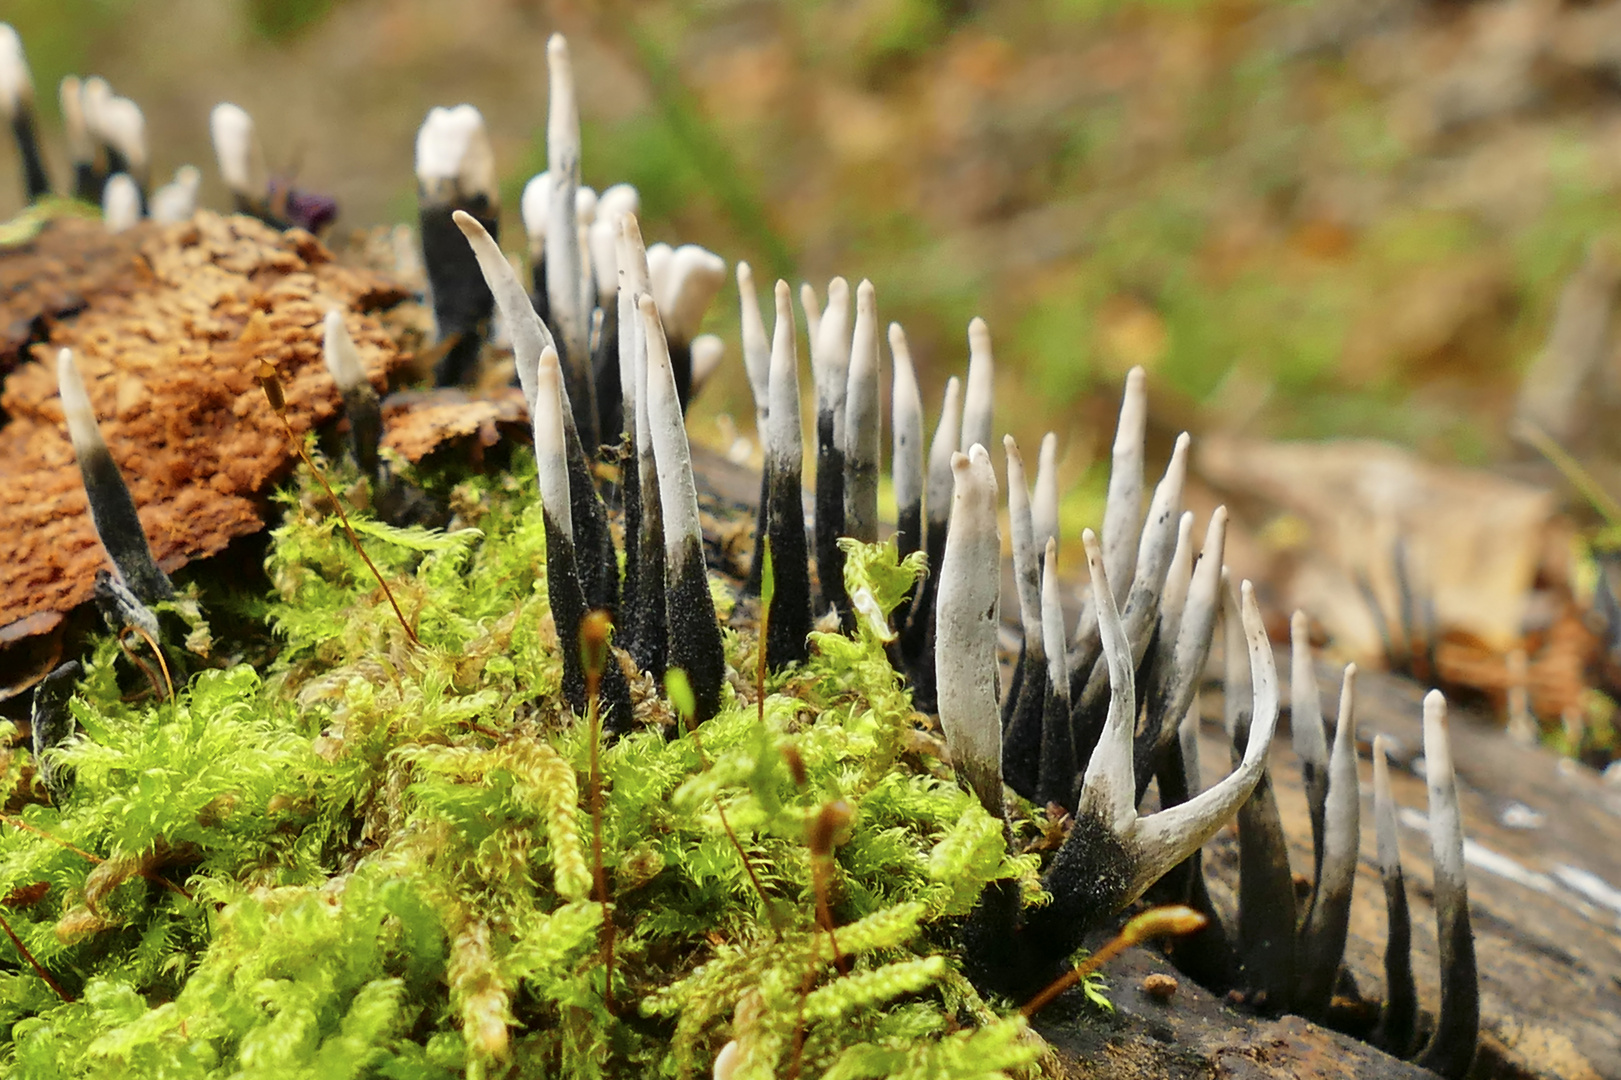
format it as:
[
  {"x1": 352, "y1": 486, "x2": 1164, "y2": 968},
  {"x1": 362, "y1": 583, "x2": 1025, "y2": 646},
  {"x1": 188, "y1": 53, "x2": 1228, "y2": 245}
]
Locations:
[{"x1": 0, "y1": 452, "x2": 1060, "y2": 1078}]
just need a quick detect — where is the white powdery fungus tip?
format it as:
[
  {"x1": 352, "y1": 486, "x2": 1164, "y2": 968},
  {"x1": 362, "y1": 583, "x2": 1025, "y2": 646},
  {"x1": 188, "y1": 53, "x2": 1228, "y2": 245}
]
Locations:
[
  {"x1": 889, "y1": 322, "x2": 924, "y2": 521},
  {"x1": 101, "y1": 174, "x2": 141, "y2": 232},
  {"x1": 737, "y1": 261, "x2": 771, "y2": 420},
  {"x1": 814, "y1": 277, "x2": 852, "y2": 422},
  {"x1": 150, "y1": 165, "x2": 201, "y2": 223},
  {"x1": 1422, "y1": 690, "x2": 1465, "y2": 883},
  {"x1": 521, "y1": 172, "x2": 549, "y2": 253},
  {"x1": 1005, "y1": 435, "x2": 1041, "y2": 649},
  {"x1": 639, "y1": 293, "x2": 705, "y2": 555},
  {"x1": 689, "y1": 334, "x2": 725, "y2": 392},
  {"x1": 960, "y1": 317, "x2": 994, "y2": 457},
  {"x1": 57, "y1": 348, "x2": 103, "y2": 462},
  {"x1": 594, "y1": 185, "x2": 641, "y2": 301},
  {"x1": 452, "y1": 208, "x2": 555, "y2": 411},
  {"x1": 926, "y1": 377, "x2": 963, "y2": 526},
  {"x1": 617, "y1": 213, "x2": 652, "y2": 438},
  {"x1": 1032, "y1": 431, "x2": 1059, "y2": 556},
  {"x1": 844, "y1": 279, "x2": 881, "y2": 542},
  {"x1": 533, "y1": 348, "x2": 573, "y2": 543},
  {"x1": 322, "y1": 309, "x2": 369, "y2": 393},
  {"x1": 935, "y1": 444, "x2": 1003, "y2": 817},
  {"x1": 415, "y1": 104, "x2": 495, "y2": 203},
  {"x1": 210, "y1": 103, "x2": 264, "y2": 198},
  {"x1": 0, "y1": 24, "x2": 34, "y2": 117},
  {"x1": 767, "y1": 280, "x2": 803, "y2": 469},
  {"x1": 662, "y1": 245, "x2": 728, "y2": 345},
  {"x1": 1042, "y1": 538, "x2": 1069, "y2": 692},
  {"x1": 800, "y1": 281, "x2": 822, "y2": 347},
  {"x1": 1102, "y1": 365, "x2": 1147, "y2": 605},
  {"x1": 100, "y1": 94, "x2": 147, "y2": 174},
  {"x1": 1291, "y1": 610, "x2": 1328, "y2": 771},
  {"x1": 1372, "y1": 735, "x2": 1402, "y2": 878}
]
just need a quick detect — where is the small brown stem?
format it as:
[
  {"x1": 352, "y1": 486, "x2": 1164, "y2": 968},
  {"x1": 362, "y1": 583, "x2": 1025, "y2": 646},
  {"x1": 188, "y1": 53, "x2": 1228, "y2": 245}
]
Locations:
[
  {"x1": 1021, "y1": 905, "x2": 1206, "y2": 1018},
  {"x1": 285, "y1": 423, "x2": 420, "y2": 648},
  {"x1": 129, "y1": 624, "x2": 173, "y2": 700},
  {"x1": 581, "y1": 613, "x2": 615, "y2": 1016},
  {"x1": 0, "y1": 906, "x2": 71, "y2": 1002}
]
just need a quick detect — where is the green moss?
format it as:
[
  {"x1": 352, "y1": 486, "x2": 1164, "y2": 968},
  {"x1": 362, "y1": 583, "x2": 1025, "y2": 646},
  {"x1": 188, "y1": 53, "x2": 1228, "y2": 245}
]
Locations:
[{"x1": 0, "y1": 452, "x2": 1053, "y2": 1079}]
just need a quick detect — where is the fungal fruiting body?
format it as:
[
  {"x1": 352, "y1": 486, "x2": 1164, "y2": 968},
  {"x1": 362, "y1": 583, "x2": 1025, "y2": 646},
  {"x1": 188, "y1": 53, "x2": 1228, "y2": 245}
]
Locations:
[{"x1": 5, "y1": 24, "x2": 1486, "y2": 1078}]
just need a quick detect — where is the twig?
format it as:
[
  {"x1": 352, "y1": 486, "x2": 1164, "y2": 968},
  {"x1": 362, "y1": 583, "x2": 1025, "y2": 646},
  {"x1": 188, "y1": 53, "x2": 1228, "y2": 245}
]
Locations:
[{"x1": 0, "y1": 907, "x2": 71, "y2": 1002}]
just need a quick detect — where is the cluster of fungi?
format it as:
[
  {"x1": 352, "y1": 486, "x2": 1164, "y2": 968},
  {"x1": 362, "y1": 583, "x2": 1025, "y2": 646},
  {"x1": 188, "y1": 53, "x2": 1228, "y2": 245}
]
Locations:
[{"x1": 0, "y1": 22, "x2": 1479, "y2": 1077}]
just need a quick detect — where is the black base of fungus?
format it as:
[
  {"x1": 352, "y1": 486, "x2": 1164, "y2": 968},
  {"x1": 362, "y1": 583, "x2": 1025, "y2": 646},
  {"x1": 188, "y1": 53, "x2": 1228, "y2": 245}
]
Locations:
[
  {"x1": 31, "y1": 661, "x2": 82, "y2": 803},
  {"x1": 1373, "y1": 869, "x2": 1417, "y2": 1058},
  {"x1": 560, "y1": 414, "x2": 619, "y2": 616},
  {"x1": 12, "y1": 114, "x2": 50, "y2": 203},
  {"x1": 1417, "y1": 889, "x2": 1478, "y2": 1080},
  {"x1": 890, "y1": 502, "x2": 923, "y2": 628},
  {"x1": 1034, "y1": 681, "x2": 1075, "y2": 809},
  {"x1": 967, "y1": 814, "x2": 1136, "y2": 999},
  {"x1": 743, "y1": 465, "x2": 770, "y2": 596},
  {"x1": 815, "y1": 441, "x2": 848, "y2": 622},
  {"x1": 1234, "y1": 760, "x2": 1297, "y2": 1016},
  {"x1": 765, "y1": 467, "x2": 813, "y2": 671},
  {"x1": 79, "y1": 447, "x2": 174, "y2": 606},
  {"x1": 545, "y1": 515, "x2": 633, "y2": 732},
  {"x1": 73, "y1": 162, "x2": 104, "y2": 205},
  {"x1": 420, "y1": 202, "x2": 497, "y2": 387},
  {"x1": 1147, "y1": 744, "x2": 1240, "y2": 992},
  {"x1": 1000, "y1": 652, "x2": 1046, "y2": 802},
  {"x1": 666, "y1": 539, "x2": 725, "y2": 725},
  {"x1": 592, "y1": 308, "x2": 622, "y2": 451},
  {"x1": 629, "y1": 491, "x2": 667, "y2": 679},
  {"x1": 671, "y1": 339, "x2": 694, "y2": 415},
  {"x1": 340, "y1": 385, "x2": 383, "y2": 482}
]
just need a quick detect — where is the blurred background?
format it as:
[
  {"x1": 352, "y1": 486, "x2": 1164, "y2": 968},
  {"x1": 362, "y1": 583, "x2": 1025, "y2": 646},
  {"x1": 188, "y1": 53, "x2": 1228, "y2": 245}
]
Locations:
[
  {"x1": 10, "y1": 0, "x2": 1621, "y2": 755},
  {"x1": 13, "y1": 0, "x2": 1621, "y2": 462}
]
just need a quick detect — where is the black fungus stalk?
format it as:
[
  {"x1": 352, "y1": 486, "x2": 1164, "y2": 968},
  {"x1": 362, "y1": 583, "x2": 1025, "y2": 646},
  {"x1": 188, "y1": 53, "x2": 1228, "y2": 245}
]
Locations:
[
  {"x1": 764, "y1": 280, "x2": 813, "y2": 671},
  {"x1": 624, "y1": 216, "x2": 667, "y2": 676},
  {"x1": 1035, "y1": 540, "x2": 1076, "y2": 808},
  {"x1": 535, "y1": 349, "x2": 633, "y2": 733},
  {"x1": 1, "y1": 27, "x2": 50, "y2": 202},
  {"x1": 900, "y1": 376, "x2": 961, "y2": 711},
  {"x1": 812, "y1": 277, "x2": 851, "y2": 619},
  {"x1": 58, "y1": 348, "x2": 175, "y2": 613},
  {"x1": 1224, "y1": 578, "x2": 1296, "y2": 1015},
  {"x1": 1371, "y1": 735, "x2": 1418, "y2": 1058},
  {"x1": 322, "y1": 309, "x2": 383, "y2": 482},
  {"x1": 1415, "y1": 691, "x2": 1479, "y2": 1080},
  {"x1": 417, "y1": 105, "x2": 498, "y2": 387},
  {"x1": 1291, "y1": 610, "x2": 1332, "y2": 882},
  {"x1": 640, "y1": 293, "x2": 726, "y2": 724},
  {"x1": 30, "y1": 661, "x2": 81, "y2": 803},
  {"x1": 59, "y1": 76, "x2": 103, "y2": 203},
  {"x1": 1295, "y1": 664, "x2": 1360, "y2": 1021}
]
